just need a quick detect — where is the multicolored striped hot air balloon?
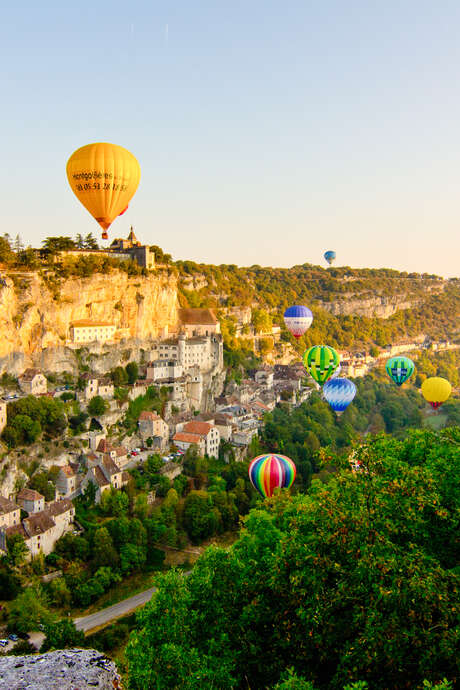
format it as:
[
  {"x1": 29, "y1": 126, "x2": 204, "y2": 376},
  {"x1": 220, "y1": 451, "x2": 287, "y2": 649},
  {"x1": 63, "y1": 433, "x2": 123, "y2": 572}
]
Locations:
[
  {"x1": 248, "y1": 454, "x2": 296, "y2": 499},
  {"x1": 323, "y1": 377, "x2": 357, "y2": 415},
  {"x1": 385, "y1": 356, "x2": 415, "y2": 386},
  {"x1": 421, "y1": 377, "x2": 451, "y2": 409},
  {"x1": 303, "y1": 345, "x2": 340, "y2": 385},
  {"x1": 283, "y1": 305, "x2": 313, "y2": 339}
]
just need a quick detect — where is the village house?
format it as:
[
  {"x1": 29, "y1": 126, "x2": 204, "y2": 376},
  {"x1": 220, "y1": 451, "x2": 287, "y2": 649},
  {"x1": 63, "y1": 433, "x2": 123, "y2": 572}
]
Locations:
[
  {"x1": 18, "y1": 369, "x2": 47, "y2": 395},
  {"x1": 81, "y1": 457, "x2": 124, "y2": 503},
  {"x1": 153, "y1": 333, "x2": 223, "y2": 373},
  {"x1": 0, "y1": 496, "x2": 20, "y2": 529},
  {"x1": 254, "y1": 368, "x2": 275, "y2": 388},
  {"x1": 94, "y1": 438, "x2": 129, "y2": 469},
  {"x1": 172, "y1": 431, "x2": 206, "y2": 456},
  {"x1": 182, "y1": 421, "x2": 220, "y2": 458},
  {"x1": 3, "y1": 499, "x2": 75, "y2": 559},
  {"x1": 56, "y1": 463, "x2": 81, "y2": 500},
  {"x1": 0, "y1": 401, "x2": 6, "y2": 434},
  {"x1": 80, "y1": 374, "x2": 115, "y2": 402},
  {"x1": 146, "y1": 360, "x2": 184, "y2": 382},
  {"x1": 16, "y1": 488, "x2": 45, "y2": 514},
  {"x1": 138, "y1": 411, "x2": 169, "y2": 448}
]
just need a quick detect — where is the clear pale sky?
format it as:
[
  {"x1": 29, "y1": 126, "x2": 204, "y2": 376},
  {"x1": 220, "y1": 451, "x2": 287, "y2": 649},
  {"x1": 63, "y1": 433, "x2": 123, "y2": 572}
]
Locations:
[{"x1": 1, "y1": 1, "x2": 459, "y2": 276}]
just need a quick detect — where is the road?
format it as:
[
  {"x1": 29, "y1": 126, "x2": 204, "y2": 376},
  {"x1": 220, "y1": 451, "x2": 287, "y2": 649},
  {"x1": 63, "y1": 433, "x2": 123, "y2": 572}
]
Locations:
[{"x1": 73, "y1": 586, "x2": 157, "y2": 632}]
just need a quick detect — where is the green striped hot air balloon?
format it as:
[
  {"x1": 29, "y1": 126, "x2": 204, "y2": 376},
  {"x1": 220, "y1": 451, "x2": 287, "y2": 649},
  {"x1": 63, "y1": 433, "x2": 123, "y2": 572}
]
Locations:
[
  {"x1": 385, "y1": 356, "x2": 415, "y2": 387},
  {"x1": 303, "y1": 345, "x2": 340, "y2": 385}
]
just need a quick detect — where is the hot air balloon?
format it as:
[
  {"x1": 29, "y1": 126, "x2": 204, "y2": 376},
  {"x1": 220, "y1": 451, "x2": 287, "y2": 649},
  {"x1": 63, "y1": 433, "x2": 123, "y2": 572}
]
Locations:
[
  {"x1": 66, "y1": 143, "x2": 141, "y2": 240},
  {"x1": 385, "y1": 356, "x2": 415, "y2": 387},
  {"x1": 303, "y1": 345, "x2": 340, "y2": 385},
  {"x1": 323, "y1": 377, "x2": 356, "y2": 415},
  {"x1": 421, "y1": 377, "x2": 451, "y2": 409},
  {"x1": 283, "y1": 305, "x2": 313, "y2": 339},
  {"x1": 248, "y1": 454, "x2": 296, "y2": 499},
  {"x1": 324, "y1": 250, "x2": 336, "y2": 266}
]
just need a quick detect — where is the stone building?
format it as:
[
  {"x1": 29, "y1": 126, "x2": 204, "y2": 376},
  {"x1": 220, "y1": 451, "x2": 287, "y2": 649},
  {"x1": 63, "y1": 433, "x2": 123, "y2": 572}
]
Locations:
[
  {"x1": 138, "y1": 411, "x2": 169, "y2": 447},
  {"x1": 80, "y1": 374, "x2": 114, "y2": 401},
  {"x1": 69, "y1": 321, "x2": 116, "y2": 344},
  {"x1": 109, "y1": 226, "x2": 155, "y2": 269},
  {"x1": 16, "y1": 489, "x2": 45, "y2": 514},
  {"x1": 177, "y1": 308, "x2": 221, "y2": 337},
  {"x1": 18, "y1": 369, "x2": 47, "y2": 395},
  {"x1": 56, "y1": 463, "x2": 81, "y2": 500},
  {"x1": 154, "y1": 334, "x2": 223, "y2": 372},
  {"x1": 0, "y1": 496, "x2": 20, "y2": 529},
  {"x1": 3, "y1": 499, "x2": 74, "y2": 558},
  {"x1": 173, "y1": 421, "x2": 220, "y2": 458}
]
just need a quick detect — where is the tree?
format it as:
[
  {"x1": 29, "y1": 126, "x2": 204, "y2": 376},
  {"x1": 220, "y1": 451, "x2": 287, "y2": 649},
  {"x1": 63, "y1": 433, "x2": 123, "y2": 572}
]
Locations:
[
  {"x1": 41, "y1": 619, "x2": 85, "y2": 652},
  {"x1": 84, "y1": 232, "x2": 99, "y2": 249},
  {"x1": 42, "y1": 236, "x2": 76, "y2": 253},
  {"x1": 182, "y1": 490, "x2": 216, "y2": 543},
  {"x1": 48, "y1": 578, "x2": 72, "y2": 608},
  {"x1": 6, "y1": 533, "x2": 29, "y2": 567},
  {"x1": 110, "y1": 366, "x2": 128, "y2": 386},
  {"x1": 8, "y1": 586, "x2": 54, "y2": 634},
  {"x1": 0, "y1": 235, "x2": 14, "y2": 264},
  {"x1": 29, "y1": 471, "x2": 55, "y2": 501},
  {"x1": 0, "y1": 565, "x2": 22, "y2": 599},
  {"x1": 92, "y1": 527, "x2": 119, "y2": 569},
  {"x1": 87, "y1": 395, "x2": 108, "y2": 416},
  {"x1": 125, "y1": 361, "x2": 139, "y2": 384},
  {"x1": 127, "y1": 429, "x2": 460, "y2": 690}
]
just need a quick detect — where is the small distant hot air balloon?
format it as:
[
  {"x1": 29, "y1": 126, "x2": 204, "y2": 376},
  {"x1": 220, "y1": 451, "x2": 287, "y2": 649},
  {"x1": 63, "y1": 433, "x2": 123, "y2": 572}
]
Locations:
[
  {"x1": 66, "y1": 142, "x2": 141, "y2": 240},
  {"x1": 283, "y1": 305, "x2": 313, "y2": 339},
  {"x1": 303, "y1": 345, "x2": 340, "y2": 385},
  {"x1": 248, "y1": 454, "x2": 296, "y2": 499},
  {"x1": 385, "y1": 356, "x2": 415, "y2": 387},
  {"x1": 323, "y1": 377, "x2": 356, "y2": 415},
  {"x1": 421, "y1": 377, "x2": 451, "y2": 409},
  {"x1": 324, "y1": 250, "x2": 336, "y2": 266}
]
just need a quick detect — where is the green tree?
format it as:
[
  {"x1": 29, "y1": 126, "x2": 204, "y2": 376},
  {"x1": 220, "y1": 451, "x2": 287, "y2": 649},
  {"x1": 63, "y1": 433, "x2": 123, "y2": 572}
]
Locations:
[
  {"x1": 6, "y1": 533, "x2": 29, "y2": 567},
  {"x1": 48, "y1": 577, "x2": 72, "y2": 608},
  {"x1": 87, "y1": 395, "x2": 108, "y2": 416},
  {"x1": 92, "y1": 527, "x2": 119, "y2": 569},
  {"x1": 125, "y1": 361, "x2": 139, "y2": 384},
  {"x1": 127, "y1": 429, "x2": 460, "y2": 690},
  {"x1": 41, "y1": 619, "x2": 85, "y2": 652},
  {"x1": 8, "y1": 586, "x2": 54, "y2": 634}
]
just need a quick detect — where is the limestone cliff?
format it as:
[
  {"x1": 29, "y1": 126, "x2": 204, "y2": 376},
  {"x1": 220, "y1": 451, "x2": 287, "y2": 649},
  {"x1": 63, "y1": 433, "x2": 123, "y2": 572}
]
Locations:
[
  {"x1": 316, "y1": 294, "x2": 422, "y2": 318},
  {"x1": 0, "y1": 271, "x2": 178, "y2": 374}
]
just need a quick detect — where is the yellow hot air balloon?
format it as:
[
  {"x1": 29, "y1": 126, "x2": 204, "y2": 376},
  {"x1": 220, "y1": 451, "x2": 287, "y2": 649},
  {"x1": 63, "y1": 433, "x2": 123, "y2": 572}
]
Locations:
[
  {"x1": 66, "y1": 143, "x2": 141, "y2": 240},
  {"x1": 421, "y1": 376, "x2": 451, "y2": 409}
]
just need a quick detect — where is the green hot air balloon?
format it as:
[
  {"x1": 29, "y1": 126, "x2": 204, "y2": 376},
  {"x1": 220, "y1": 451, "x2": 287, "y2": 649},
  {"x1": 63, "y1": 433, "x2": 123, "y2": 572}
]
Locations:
[
  {"x1": 385, "y1": 356, "x2": 415, "y2": 387},
  {"x1": 303, "y1": 345, "x2": 340, "y2": 385}
]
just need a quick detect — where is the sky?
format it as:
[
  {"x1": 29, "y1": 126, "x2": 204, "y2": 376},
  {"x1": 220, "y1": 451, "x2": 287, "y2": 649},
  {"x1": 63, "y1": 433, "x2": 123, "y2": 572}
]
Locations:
[{"x1": 1, "y1": 1, "x2": 460, "y2": 277}]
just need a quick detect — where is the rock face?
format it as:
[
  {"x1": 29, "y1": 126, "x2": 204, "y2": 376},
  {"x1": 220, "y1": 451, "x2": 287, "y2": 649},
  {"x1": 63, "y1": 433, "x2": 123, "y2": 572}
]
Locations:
[
  {"x1": 0, "y1": 271, "x2": 178, "y2": 375},
  {"x1": 317, "y1": 295, "x2": 421, "y2": 318},
  {"x1": 0, "y1": 648, "x2": 122, "y2": 689}
]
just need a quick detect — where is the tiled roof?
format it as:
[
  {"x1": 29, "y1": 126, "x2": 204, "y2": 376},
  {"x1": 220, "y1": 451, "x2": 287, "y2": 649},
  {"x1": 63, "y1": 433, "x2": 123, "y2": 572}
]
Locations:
[
  {"x1": 102, "y1": 457, "x2": 120, "y2": 476},
  {"x1": 71, "y1": 320, "x2": 114, "y2": 327},
  {"x1": 47, "y1": 499, "x2": 74, "y2": 517},
  {"x1": 173, "y1": 432, "x2": 203, "y2": 444},
  {"x1": 16, "y1": 488, "x2": 44, "y2": 502},
  {"x1": 0, "y1": 496, "x2": 19, "y2": 515},
  {"x1": 114, "y1": 446, "x2": 127, "y2": 457},
  {"x1": 60, "y1": 464, "x2": 77, "y2": 477},
  {"x1": 19, "y1": 368, "x2": 42, "y2": 381},
  {"x1": 93, "y1": 466, "x2": 110, "y2": 488},
  {"x1": 139, "y1": 411, "x2": 157, "y2": 421},
  {"x1": 5, "y1": 523, "x2": 28, "y2": 539},
  {"x1": 178, "y1": 308, "x2": 217, "y2": 325},
  {"x1": 183, "y1": 421, "x2": 212, "y2": 436},
  {"x1": 96, "y1": 439, "x2": 114, "y2": 453},
  {"x1": 23, "y1": 512, "x2": 55, "y2": 536}
]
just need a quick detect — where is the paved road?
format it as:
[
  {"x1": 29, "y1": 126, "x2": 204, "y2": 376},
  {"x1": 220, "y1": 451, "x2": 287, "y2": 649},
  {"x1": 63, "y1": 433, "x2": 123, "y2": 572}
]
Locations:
[{"x1": 73, "y1": 586, "x2": 157, "y2": 632}]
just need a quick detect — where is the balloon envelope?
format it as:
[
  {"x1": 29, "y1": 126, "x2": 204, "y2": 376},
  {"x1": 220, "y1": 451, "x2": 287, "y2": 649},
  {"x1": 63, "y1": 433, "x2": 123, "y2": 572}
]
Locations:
[
  {"x1": 421, "y1": 377, "x2": 451, "y2": 409},
  {"x1": 283, "y1": 305, "x2": 313, "y2": 338},
  {"x1": 324, "y1": 250, "x2": 336, "y2": 265},
  {"x1": 303, "y1": 345, "x2": 340, "y2": 385},
  {"x1": 249, "y1": 454, "x2": 296, "y2": 499},
  {"x1": 323, "y1": 377, "x2": 357, "y2": 413},
  {"x1": 66, "y1": 142, "x2": 141, "y2": 238},
  {"x1": 385, "y1": 356, "x2": 415, "y2": 386}
]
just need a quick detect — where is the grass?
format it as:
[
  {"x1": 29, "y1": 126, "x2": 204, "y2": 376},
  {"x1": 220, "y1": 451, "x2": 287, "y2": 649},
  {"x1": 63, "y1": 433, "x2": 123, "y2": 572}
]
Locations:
[{"x1": 424, "y1": 412, "x2": 448, "y2": 430}]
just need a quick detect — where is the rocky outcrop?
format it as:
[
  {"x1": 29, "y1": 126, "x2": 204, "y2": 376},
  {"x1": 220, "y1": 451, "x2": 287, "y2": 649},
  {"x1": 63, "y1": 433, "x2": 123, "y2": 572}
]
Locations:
[
  {"x1": 0, "y1": 648, "x2": 122, "y2": 689},
  {"x1": 0, "y1": 271, "x2": 178, "y2": 375},
  {"x1": 317, "y1": 295, "x2": 421, "y2": 318}
]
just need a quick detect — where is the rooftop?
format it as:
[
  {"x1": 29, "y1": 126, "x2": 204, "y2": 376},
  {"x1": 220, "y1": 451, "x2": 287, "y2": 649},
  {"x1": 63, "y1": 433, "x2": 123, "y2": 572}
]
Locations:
[
  {"x1": 70, "y1": 320, "x2": 115, "y2": 328},
  {"x1": 0, "y1": 495, "x2": 19, "y2": 515},
  {"x1": 178, "y1": 308, "x2": 217, "y2": 326},
  {"x1": 173, "y1": 432, "x2": 203, "y2": 444},
  {"x1": 19, "y1": 368, "x2": 42, "y2": 381},
  {"x1": 183, "y1": 421, "x2": 213, "y2": 436},
  {"x1": 16, "y1": 488, "x2": 44, "y2": 502},
  {"x1": 47, "y1": 499, "x2": 74, "y2": 517}
]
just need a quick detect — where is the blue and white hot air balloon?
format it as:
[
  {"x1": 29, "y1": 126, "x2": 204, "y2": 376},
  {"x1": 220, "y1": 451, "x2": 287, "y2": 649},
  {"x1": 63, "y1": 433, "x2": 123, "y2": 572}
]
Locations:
[
  {"x1": 323, "y1": 377, "x2": 356, "y2": 415},
  {"x1": 324, "y1": 250, "x2": 336, "y2": 266},
  {"x1": 283, "y1": 305, "x2": 313, "y2": 339}
]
